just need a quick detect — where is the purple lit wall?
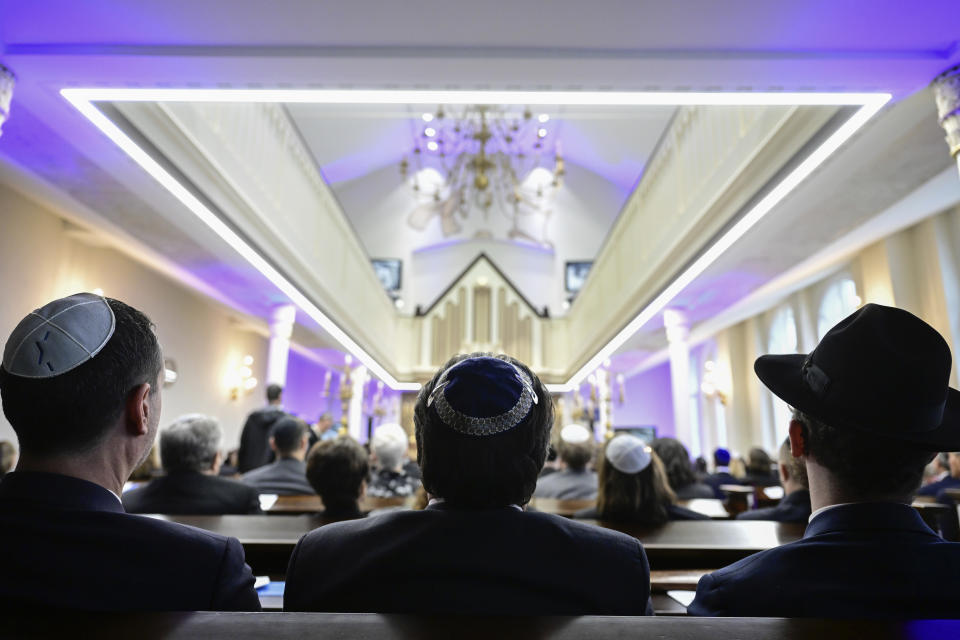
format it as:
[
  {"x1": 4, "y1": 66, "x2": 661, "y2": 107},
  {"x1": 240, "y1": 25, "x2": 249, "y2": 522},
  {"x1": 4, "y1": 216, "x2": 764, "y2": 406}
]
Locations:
[
  {"x1": 282, "y1": 350, "x2": 341, "y2": 424},
  {"x1": 613, "y1": 361, "x2": 675, "y2": 439}
]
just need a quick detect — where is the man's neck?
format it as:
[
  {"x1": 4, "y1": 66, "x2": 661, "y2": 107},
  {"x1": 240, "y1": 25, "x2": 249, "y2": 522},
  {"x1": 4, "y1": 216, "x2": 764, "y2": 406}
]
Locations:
[
  {"x1": 16, "y1": 451, "x2": 128, "y2": 498},
  {"x1": 806, "y1": 459, "x2": 907, "y2": 513}
]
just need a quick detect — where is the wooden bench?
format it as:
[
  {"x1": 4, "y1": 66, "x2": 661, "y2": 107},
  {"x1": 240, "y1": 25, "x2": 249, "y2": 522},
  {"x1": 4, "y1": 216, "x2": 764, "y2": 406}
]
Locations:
[
  {"x1": 265, "y1": 495, "x2": 414, "y2": 515},
  {"x1": 6, "y1": 611, "x2": 957, "y2": 639},
  {"x1": 149, "y1": 515, "x2": 805, "y2": 575}
]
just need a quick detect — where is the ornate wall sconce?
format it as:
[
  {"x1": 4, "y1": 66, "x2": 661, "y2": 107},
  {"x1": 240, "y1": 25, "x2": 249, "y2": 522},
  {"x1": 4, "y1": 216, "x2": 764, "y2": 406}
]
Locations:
[
  {"x1": 225, "y1": 355, "x2": 257, "y2": 401},
  {"x1": 701, "y1": 360, "x2": 729, "y2": 406}
]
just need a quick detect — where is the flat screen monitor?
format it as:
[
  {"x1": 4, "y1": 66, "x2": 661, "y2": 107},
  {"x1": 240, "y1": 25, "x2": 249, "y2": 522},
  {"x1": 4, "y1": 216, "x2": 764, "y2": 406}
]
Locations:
[
  {"x1": 565, "y1": 261, "x2": 593, "y2": 293},
  {"x1": 614, "y1": 426, "x2": 657, "y2": 444},
  {"x1": 371, "y1": 259, "x2": 402, "y2": 292}
]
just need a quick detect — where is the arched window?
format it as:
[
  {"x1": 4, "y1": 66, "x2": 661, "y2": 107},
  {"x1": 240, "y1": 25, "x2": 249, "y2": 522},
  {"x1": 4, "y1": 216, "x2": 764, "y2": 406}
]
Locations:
[
  {"x1": 817, "y1": 278, "x2": 860, "y2": 339},
  {"x1": 768, "y1": 306, "x2": 799, "y2": 437}
]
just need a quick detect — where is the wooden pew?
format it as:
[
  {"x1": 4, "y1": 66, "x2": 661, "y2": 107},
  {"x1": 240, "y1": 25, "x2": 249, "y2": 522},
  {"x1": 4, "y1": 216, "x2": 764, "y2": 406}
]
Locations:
[
  {"x1": 265, "y1": 495, "x2": 413, "y2": 515},
  {"x1": 528, "y1": 497, "x2": 730, "y2": 520},
  {"x1": 150, "y1": 515, "x2": 805, "y2": 575},
  {"x1": 7, "y1": 611, "x2": 956, "y2": 639},
  {"x1": 719, "y1": 484, "x2": 754, "y2": 515}
]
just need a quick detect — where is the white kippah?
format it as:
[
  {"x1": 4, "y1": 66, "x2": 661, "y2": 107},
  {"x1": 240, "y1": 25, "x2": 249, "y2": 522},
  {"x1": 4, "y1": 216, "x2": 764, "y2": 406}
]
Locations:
[
  {"x1": 560, "y1": 423, "x2": 591, "y2": 444},
  {"x1": 605, "y1": 434, "x2": 652, "y2": 474},
  {"x1": 373, "y1": 423, "x2": 408, "y2": 450}
]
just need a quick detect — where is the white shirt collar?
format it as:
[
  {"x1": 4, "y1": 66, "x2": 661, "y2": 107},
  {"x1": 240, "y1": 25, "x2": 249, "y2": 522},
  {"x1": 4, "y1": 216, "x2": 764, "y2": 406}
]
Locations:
[
  {"x1": 808, "y1": 502, "x2": 856, "y2": 523},
  {"x1": 428, "y1": 497, "x2": 522, "y2": 511}
]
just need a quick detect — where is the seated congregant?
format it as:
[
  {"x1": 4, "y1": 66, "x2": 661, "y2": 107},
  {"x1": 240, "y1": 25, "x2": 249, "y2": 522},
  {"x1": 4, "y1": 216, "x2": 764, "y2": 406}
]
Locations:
[
  {"x1": 574, "y1": 434, "x2": 708, "y2": 523},
  {"x1": 916, "y1": 451, "x2": 960, "y2": 498},
  {"x1": 704, "y1": 447, "x2": 741, "y2": 498},
  {"x1": 0, "y1": 440, "x2": 16, "y2": 478},
  {"x1": 533, "y1": 423, "x2": 598, "y2": 499},
  {"x1": 241, "y1": 416, "x2": 314, "y2": 495},
  {"x1": 124, "y1": 414, "x2": 261, "y2": 515},
  {"x1": 690, "y1": 304, "x2": 960, "y2": 619},
  {"x1": 307, "y1": 411, "x2": 337, "y2": 450},
  {"x1": 736, "y1": 437, "x2": 811, "y2": 523},
  {"x1": 367, "y1": 423, "x2": 420, "y2": 498},
  {"x1": 284, "y1": 354, "x2": 653, "y2": 615},
  {"x1": 652, "y1": 437, "x2": 714, "y2": 499},
  {"x1": 0, "y1": 293, "x2": 259, "y2": 610},
  {"x1": 305, "y1": 436, "x2": 370, "y2": 520},
  {"x1": 742, "y1": 447, "x2": 779, "y2": 487}
]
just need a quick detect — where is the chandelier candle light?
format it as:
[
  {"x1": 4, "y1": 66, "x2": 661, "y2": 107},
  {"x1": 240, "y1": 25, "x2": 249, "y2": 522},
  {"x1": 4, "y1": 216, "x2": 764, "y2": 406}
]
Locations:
[{"x1": 400, "y1": 105, "x2": 565, "y2": 246}]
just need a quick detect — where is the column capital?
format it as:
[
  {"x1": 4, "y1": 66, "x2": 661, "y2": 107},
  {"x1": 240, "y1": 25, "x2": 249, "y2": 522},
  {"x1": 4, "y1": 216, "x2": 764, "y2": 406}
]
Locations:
[{"x1": 933, "y1": 64, "x2": 960, "y2": 177}]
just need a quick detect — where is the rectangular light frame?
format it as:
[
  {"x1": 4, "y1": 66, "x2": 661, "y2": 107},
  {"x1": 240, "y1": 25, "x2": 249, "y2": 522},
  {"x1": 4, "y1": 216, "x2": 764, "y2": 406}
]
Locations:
[{"x1": 62, "y1": 88, "x2": 890, "y2": 393}]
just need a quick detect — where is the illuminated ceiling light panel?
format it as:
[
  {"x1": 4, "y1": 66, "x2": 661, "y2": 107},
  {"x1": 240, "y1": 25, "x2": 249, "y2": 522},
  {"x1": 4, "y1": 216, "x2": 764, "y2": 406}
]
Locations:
[{"x1": 62, "y1": 88, "x2": 890, "y2": 394}]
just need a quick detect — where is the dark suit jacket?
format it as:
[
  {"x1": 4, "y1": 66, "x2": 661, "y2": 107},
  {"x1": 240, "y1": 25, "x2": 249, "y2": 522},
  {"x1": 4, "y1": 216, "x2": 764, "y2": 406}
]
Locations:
[
  {"x1": 0, "y1": 472, "x2": 260, "y2": 611},
  {"x1": 736, "y1": 489, "x2": 811, "y2": 523},
  {"x1": 532, "y1": 469, "x2": 598, "y2": 500},
  {"x1": 689, "y1": 502, "x2": 960, "y2": 618},
  {"x1": 916, "y1": 474, "x2": 960, "y2": 497},
  {"x1": 123, "y1": 471, "x2": 261, "y2": 515},
  {"x1": 705, "y1": 471, "x2": 742, "y2": 499},
  {"x1": 241, "y1": 458, "x2": 314, "y2": 496},
  {"x1": 284, "y1": 503, "x2": 652, "y2": 615},
  {"x1": 237, "y1": 406, "x2": 286, "y2": 473},
  {"x1": 675, "y1": 481, "x2": 716, "y2": 500},
  {"x1": 573, "y1": 503, "x2": 709, "y2": 522}
]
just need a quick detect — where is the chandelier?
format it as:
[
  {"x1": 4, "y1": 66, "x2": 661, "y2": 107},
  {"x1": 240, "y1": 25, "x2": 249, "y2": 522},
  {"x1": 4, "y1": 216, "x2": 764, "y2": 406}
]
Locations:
[{"x1": 399, "y1": 105, "x2": 565, "y2": 243}]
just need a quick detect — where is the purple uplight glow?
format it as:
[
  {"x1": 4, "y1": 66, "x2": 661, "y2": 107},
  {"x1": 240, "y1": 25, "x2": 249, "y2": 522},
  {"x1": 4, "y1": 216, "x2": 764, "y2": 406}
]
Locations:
[{"x1": 613, "y1": 361, "x2": 675, "y2": 438}]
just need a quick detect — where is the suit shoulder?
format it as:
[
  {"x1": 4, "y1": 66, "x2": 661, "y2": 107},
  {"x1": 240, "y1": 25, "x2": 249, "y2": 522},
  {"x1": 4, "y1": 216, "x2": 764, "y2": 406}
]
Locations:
[{"x1": 525, "y1": 510, "x2": 644, "y2": 553}]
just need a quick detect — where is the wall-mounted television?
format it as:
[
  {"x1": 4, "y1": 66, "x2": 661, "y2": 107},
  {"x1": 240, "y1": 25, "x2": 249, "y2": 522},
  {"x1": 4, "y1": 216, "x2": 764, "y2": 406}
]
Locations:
[
  {"x1": 371, "y1": 259, "x2": 402, "y2": 292},
  {"x1": 565, "y1": 261, "x2": 592, "y2": 293}
]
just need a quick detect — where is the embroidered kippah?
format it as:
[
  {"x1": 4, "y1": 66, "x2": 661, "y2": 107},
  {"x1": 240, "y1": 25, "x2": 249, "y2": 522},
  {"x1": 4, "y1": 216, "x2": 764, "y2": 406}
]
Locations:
[
  {"x1": 560, "y1": 423, "x2": 591, "y2": 444},
  {"x1": 2, "y1": 292, "x2": 116, "y2": 379},
  {"x1": 427, "y1": 356, "x2": 538, "y2": 436},
  {"x1": 606, "y1": 434, "x2": 652, "y2": 474}
]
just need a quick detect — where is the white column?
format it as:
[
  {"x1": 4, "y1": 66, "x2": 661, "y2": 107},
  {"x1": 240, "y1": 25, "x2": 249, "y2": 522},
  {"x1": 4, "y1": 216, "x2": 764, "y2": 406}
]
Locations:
[
  {"x1": 348, "y1": 366, "x2": 368, "y2": 442},
  {"x1": 266, "y1": 304, "x2": 296, "y2": 387},
  {"x1": 664, "y1": 309, "x2": 692, "y2": 448}
]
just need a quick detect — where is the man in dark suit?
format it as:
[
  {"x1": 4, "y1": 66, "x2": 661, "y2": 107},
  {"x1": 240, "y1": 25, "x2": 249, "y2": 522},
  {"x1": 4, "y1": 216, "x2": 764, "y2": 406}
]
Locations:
[
  {"x1": 242, "y1": 416, "x2": 314, "y2": 495},
  {"x1": 690, "y1": 304, "x2": 960, "y2": 619},
  {"x1": 704, "y1": 447, "x2": 741, "y2": 498},
  {"x1": 0, "y1": 293, "x2": 259, "y2": 610},
  {"x1": 125, "y1": 414, "x2": 261, "y2": 515},
  {"x1": 737, "y1": 437, "x2": 810, "y2": 523},
  {"x1": 237, "y1": 383, "x2": 286, "y2": 472},
  {"x1": 284, "y1": 354, "x2": 652, "y2": 615}
]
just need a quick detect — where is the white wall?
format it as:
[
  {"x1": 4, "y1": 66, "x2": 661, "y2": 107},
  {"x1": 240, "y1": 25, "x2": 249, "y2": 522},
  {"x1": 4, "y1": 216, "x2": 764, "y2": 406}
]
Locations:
[
  {"x1": 0, "y1": 182, "x2": 270, "y2": 451},
  {"x1": 331, "y1": 161, "x2": 627, "y2": 316}
]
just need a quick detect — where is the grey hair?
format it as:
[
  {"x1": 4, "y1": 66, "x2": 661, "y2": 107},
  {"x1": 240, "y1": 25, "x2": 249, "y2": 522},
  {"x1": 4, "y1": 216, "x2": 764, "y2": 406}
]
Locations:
[
  {"x1": 160, "y1": 414, "x2": 222, "y2": 473},
  {"x1": 372, "y1": 424, "x2": 407, "y2": 471}
]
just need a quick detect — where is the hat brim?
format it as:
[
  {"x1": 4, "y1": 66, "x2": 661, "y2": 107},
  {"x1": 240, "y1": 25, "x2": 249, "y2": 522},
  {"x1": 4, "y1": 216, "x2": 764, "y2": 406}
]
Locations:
[{"x1": 755, "y1": 353, "x2": 960, "y2": 451}]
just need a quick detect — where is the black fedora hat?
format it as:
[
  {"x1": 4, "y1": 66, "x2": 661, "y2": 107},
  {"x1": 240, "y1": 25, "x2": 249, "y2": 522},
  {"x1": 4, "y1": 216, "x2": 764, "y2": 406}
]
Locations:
[{"x1": 755, "y1": 303, "x2": 960, "y2": 451}]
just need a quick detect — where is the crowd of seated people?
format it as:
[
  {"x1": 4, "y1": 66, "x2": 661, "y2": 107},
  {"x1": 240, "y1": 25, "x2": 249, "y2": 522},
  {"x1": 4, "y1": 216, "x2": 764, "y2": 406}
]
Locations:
[{"x1": 3, "y1": 293, "x2": 960, "y2": 619}]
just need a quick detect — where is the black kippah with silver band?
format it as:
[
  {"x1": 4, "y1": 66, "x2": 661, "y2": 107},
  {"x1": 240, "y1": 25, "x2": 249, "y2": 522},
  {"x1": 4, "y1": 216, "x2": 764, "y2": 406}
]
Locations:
[{"x1": 427, "y1": 360, "x2": 539, "y2": 436}]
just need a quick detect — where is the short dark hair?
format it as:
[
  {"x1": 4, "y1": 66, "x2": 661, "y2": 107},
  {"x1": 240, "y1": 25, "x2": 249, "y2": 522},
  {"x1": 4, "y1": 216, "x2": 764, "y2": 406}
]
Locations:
[
  {"x1": 597, "y1": 449, "x2": 676, "y2": 525},
  {"x1": 272, "y1": 417, "x2": 306, "y2": 456},
  {"x1": 266, "y1": 384, "x2": 283, "y2": 402},
  {"x1": 652, "y1": 437, "x2": 697, "y2": 491},
  {"x1": 306, "y1": 437, "x2": 368, "y2": 511},
  {"x1": 0, "y1": 298, "x2": 163, "y2": 456},
  {"x1": 414, "y1": 353, "x2": 552, "y2": 508},
  {"x1": 558, "y1": 439, "x2": 593, "y2": 471},
  {"x1": 794, "y1": 409, "x2": 933, "y2": 500}
]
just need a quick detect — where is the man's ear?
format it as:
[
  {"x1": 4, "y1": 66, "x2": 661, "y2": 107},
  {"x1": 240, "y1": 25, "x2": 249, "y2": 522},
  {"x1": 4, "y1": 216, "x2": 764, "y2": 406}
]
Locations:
[
  {"x1": 788, "y1": 420, "x2": 806, "y2": 458},
  {"x1": 778, "y1": 462, "x2": 790, "y2": 483},
  {"x1": 268, "y1": 436, "x2": 278, "y2": 453},
  {"x1": 126, "y1": 383, "x2": 152, "y2": 436}
]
